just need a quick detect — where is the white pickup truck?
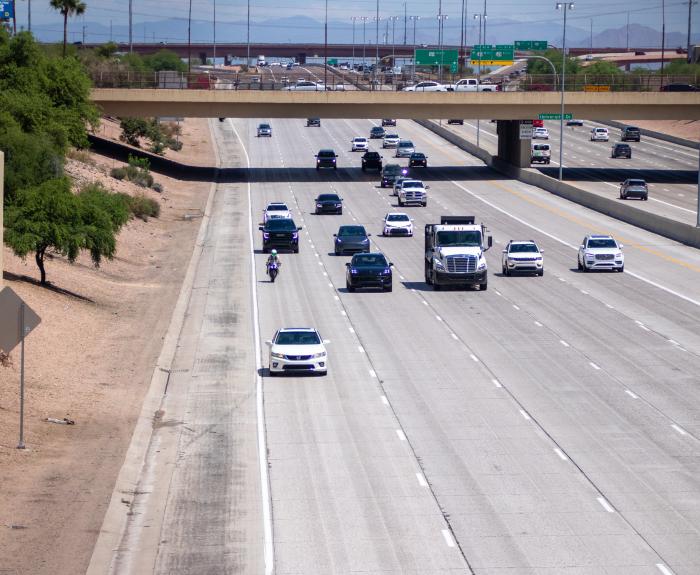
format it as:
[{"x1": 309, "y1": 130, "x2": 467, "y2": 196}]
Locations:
[{"x1": 447, "y1": 78, "x2": 501, "y2": 92}]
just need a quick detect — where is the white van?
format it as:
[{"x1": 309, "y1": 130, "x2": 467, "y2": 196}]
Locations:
[
  {"x1": 531, "y1": 143, "x2": 551, "y2": 164},
  {"x1": 590, "y1": 127, "x2": 609, "y2": 142}
]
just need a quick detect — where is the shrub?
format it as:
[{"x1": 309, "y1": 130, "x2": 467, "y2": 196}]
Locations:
[
  {"x1": 151, "y1": 182, "x2": 163, "y2": 193},
  {"x1": 149, "y1": 140, "x2": 166, "y2": 155},
  {"x1": 127, "y1": 193, "x2": 161, "y2": 221},
  {"x1": 67, "y1": 148, "x2": 95, "y2": 165},
  {"x1": 167, "y1": 138, "x2": 183, "y2": 151},
  {"x1": 128, "y1": 154, "x2": 151, "y2": 171},
  {"x1": 119, "y1": 117, "x2": 150, "y2": 147},
  {"x1": 110, "y1": 167, "x2": 127, "y2": 180}
]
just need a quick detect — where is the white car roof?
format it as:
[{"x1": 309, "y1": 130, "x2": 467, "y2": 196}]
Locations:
[
  {"x1": 266, "y1": 203, "x2": 289, "y2": 209},
  {"x1": 278, "y1": 327, "x2": 318, "y2": 333},
  {"x1": 386, "y1": 212, "x2": 410, "y2": 218}
]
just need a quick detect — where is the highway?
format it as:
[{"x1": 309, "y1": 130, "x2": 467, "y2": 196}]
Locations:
[
  {"x1": 92, "y1": 116, "x2": 700, "y2": 574},
  {"x1": 443, "y1": 118, "x2": 699, "y2": 225}
]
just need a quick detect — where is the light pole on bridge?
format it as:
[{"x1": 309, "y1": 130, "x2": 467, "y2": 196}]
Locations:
[{"x1": 556, "y1": 2, "x2": 574, "y2": 182}]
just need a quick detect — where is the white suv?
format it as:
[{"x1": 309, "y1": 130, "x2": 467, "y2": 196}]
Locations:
[
  {"x1": 590, "y1": 127, "x2": 609, "y2": 142},
  {"x1": 263, "y1": 202, "x2": 291, "y2": 222},
  {"x1": 502, "y1": 240, "x2": 544, "y2": 276},
  {"x1": 577, "y1": 234, "x2": 624, "y2": 272},
  {"x1": 382, "y1": 133, "x2": 400, "y2": 148},
  {"x1": 351, "y1": 137, "x2": 369, "y2": 152}
]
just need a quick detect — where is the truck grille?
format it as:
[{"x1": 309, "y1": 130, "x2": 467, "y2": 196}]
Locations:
[
  {"x1": 595, "y1": 254, "x2": 614, "y2": 260},
  {"x1": 446, "y1": 255, "x2": 477, "y2": 273}
]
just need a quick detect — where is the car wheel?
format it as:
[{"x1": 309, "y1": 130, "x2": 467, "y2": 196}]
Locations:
[
  {"x1": 582, "y1": 261, "x2": 589, "y2": 273},
  {"x1": 316, "y1": 166, "x2": 320, "y2": 171},
  {"x1": 398, "y1": 199, "x2": 403, "y2": 206},
  {"x1": 422, "y1": 201, "x2": 427, "y2": 207},
  {"x1": 480, "y1": 282, "x2": 488, "y2": 291},
  {"x1": 643, "y1": 195, "x2": 648, "y2": 201},
  {"x1": 538, "y1": 269, "x2": 544, "y2": 277},
  {"x1": 577, "y1": 258, "x2": 583, "y2": 271},
  {"x1": 424, "y1": 262, "x2": 433, "y2": 285},
  {"x1": 385, "y1": 283, "x2": 393, "y2": 292},
  {"x1": 318, "y1": 371, "x2": 328, "y2": 377},
  {"x1": 268, "y1": 368, "x2": 277, "y2": 377},
  {"x1": 503, "y1": 265, "x2": 509, "y2": 276},
  {"x1": 346, "y1": 283, "x2": 355, "y2": 292},
  {"x1": 618, "y1": 265, "x2": 624, "y2": 273},
  {"x1": 338, "y1": 209, "x2": 343, "y2": 215},
  {"x1": 294, "y1": 246, "x2": 299, "y2": 254}
]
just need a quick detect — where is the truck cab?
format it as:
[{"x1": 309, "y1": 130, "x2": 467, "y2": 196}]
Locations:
[{"x1": 424, "y1": 216, "x2": 492, "y2": 290}]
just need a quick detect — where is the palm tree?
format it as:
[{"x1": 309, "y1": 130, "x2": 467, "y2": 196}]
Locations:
[{"x1": 49, "y1": 0, "x2": 87, "y2": 56}]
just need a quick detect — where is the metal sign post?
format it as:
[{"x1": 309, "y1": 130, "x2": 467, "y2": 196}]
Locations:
[{"x1": 18, "y1": 303, "x2": 26, "y2": 449}]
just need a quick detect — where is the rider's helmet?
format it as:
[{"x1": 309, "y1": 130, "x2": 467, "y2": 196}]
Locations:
[{"x1": 271, "y1": 249, "x2": 277, "y2": 255}]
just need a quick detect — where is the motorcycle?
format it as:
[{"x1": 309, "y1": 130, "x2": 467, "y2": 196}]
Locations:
[{"x1": 267, "y1": 261, "x2": 279, "y2": 282}]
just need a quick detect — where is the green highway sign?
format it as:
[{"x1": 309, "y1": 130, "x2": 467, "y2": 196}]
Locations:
[
  {"x1": 515, "y1": 40, "x2": 548, "y2": 51},
  {"x1": 470, "y1": 44, "x2": 514, "y2": 66},
  {"x1": 415, "y1": 49, "x2": 459, "y2": 67},
  {"x1": 327, "y1": 58, "x2": 338, "y2": 66},
  {"x1": 539, "y1": 113, "x2": 573, "y2": 120}
]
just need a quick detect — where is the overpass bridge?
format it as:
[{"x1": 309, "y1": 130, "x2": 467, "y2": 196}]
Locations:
[{"x1": 91, "y1": 89, "x2": 700, "y2": 168}]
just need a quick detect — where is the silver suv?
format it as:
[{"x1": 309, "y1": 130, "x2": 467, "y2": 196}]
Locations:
[
  {"x1": 395, "y1": 140, "x2": 415, "y2": 158},
  {"x1": 577, "y1": 234, "x2": 624, "y2": 272}
]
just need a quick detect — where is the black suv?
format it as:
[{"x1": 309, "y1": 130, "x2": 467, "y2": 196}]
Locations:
[
  {"x1": 315, "y1": 149, "x2": 338, "y2": 170},
  {"x1": 259, "y1": 218, "x2": 302, "y2": 253},
  {"x1": 370, "y1": 126, "x2": 386, "y2": 138},
  {"x1": 361, "y1": 151, "x2": 383, "y2": 171},
  {"x1": 346, "y1": 253, "x2": 393, "y2": 292},
  {"x1": 660, "y1": 83, "x2": 699, "y2": 92},
  {"x1": 447, "y1": 119, "x2": 464, "y2": 125},
  {"x1": 611, "y1": 142, "x2": 632, "y2": 159},
  {"x1": 380, "y1": 163, "x2": 406, "y2": 188},
  {"x1": 408, "y1": 152, "x2": 427, "y2": 168},
  {"x1": 619, "y1": 178, "x2": 648, "y2": 200},
  {"x1": 314, "y1": 193, "x2": 343, "y2": 214},
  {"x1": 620, "y1": 126, "x2": 641, "y2": 142},
  {"x1": 381, "y1": 119, "x2": 397, "y2": 126},
  {"x1": 307, "y1": 118, "x2": 321, "y2": 127}
]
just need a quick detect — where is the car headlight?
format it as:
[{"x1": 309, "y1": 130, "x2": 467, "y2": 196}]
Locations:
[
  {"x1": 433, "y1": 259, "x2": 445, "y2": 271},
  {"x1": 312, "y1": 352, "x2": 326, "y2": 358},
  {"x1": 361, "y1": 238, "x2": 369, "y2": 243},
  {"x1": 615, "y1": 253, "x2": 623, "y2": 258},
  {"x1": 271, "y1": 352, "x2": 284, "y2": 359},
  {"x1": 586, "y1": 253, "x2": 595, "y2": 259},
  {"x1": 316, "y1": 203, "x2": 323, "y2": 207},
  {"x1": 477, "y1": 260, "x2": 487, "y2": 271},
  {"x1": 336, "y1": 238, "x2": 342, "y2": 243}
]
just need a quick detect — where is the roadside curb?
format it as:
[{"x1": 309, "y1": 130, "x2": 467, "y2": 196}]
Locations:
[
  {"x1": 415, "y1": 119, "x2": 700, "y2": 249},
  {"x1": 85, "y1": 119, "x2": 220, "y2": 575}
]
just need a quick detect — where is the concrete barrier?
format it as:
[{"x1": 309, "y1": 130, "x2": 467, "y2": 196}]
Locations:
[
  {"x1": 416, "y1": 119, "x2": 700, "y2": 249},
  {"x1": 600, "y1": 120, "x2": 699, "y2": 150}
]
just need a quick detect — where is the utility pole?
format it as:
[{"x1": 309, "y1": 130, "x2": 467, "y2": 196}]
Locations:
[
  {"x1": 187, "y1": 0, "x2": 192, "y2": 73},
  {"x1": 410, "y1": 15, "x2": 420, "y2": 82},
  {"x1": 483, "y1": 0, "x2": 487, "y2": 45},
  {"x1": 247, "y1": 0, "x2": 251, "y2": 67},
  {"x1": 213, "y1": 0, "x2": 216, "y2": 67},
  {"x1": 129, "y1": 0, "x2": 133, "y2": 52},
  {"x1": 404, "y1": 2, "x2": 407, "y2": 44},
  {"x1": 351, "y1": 17, "x2": 358, "y2": 67},
  {"x1": 110, "y1": 19, "x2": 112, "y2": 42},
  {"x1": 589, "y1": 19, "x2": 593, "y2": 58},
  {"x1": 375, "y1": 0, "x2": 380, "y2": 88},
  {"x1": 28, "y1": 0, "x2": 31, "y2": 32},
  {"x1": 687, "y1": 0, "x2": 697, "y2": 60},
  {"x1": 362, "y1": 16, "x2": 368, "y2": 69},
  {"x1": 626, "y1": 12, "x2": 630, "y2": 52},
  {"x1": 324, "y1": 0, "x2": 328, "y2": 87},
  {"x1": 661, "y1": 0, "x2": 666, "y2": 75}
]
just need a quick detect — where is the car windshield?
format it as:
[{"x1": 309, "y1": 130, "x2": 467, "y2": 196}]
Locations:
[
  {"x1": 625, "y1": 127, "x2": 640, "y2": 131},
  {"x1": 371, "y1": 127, "x2": 383, "y2": 132},
  {"x1": 402, "y1": 181, "x2": 424, "y2": 188},
  {"x1": 411, "y1": 153, "x2": 425, "y2": 159},
  {"x1": 275, "y1": 331, "x2": 321, "y2": 345},
  {"x1": 266, "y1": 219, "x2": 297, "y2": 231},
  {"x1": 259, "y1": 124, "x2": 270, "y2": 129},
  {"x1": 338, "y1": 226, "x2": 367, "y2": 237},
  {"x1": 387, "y1": 214, "x2": 410, "y2": 222},
  {"x1": 318, "y1": 150, "x2": 335, "y2": 157},
  {"x1": 352, "y1": 254, "x2": 388, "y2": 266},
  {"x1": 436, "y1": 230, "x2": 482, "y2": 247},
  {"x1": 385, "y1": 134, "x2": 399, "y2": 139},
  {"x1": 509, "y1": 243, "x2": 538, "y2": 253},
  {"x1": 627, "y1": 180, "x2": 646, "y2": 186},
  {"x1": 267, "y1": 204, "x2": 287, "y2": 211},
  {"x1": 365, "y1": 152, "x2": 380, "y2": 158},
  {"x1": 318, "y1": 194, "x2": 340, "y2": 201},
  {"x1": 533, "y1": 145, "x2": 549, "y2": 151},
  {"x1": 399, "y1": 141, "x2": 414, "y2": 147},
  {"x1": 587, "y1": 238, "x2": 617, "y2": 248},
  {"x1": 383, "y1": 165, "x2": 401, "y2": 174},
  {"x1": 354, "y1": 138, "x2": 367, "y2": 142}
]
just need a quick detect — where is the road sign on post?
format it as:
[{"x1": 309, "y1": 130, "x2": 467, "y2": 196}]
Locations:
[
  {"x1": 519, "y1": 121, "x2": 534, "y2": 140},
  {"x1": 539, "y1": 113, "x2": 573, "y2": 120},
  {"x1": 415, "y1": 49, "x2": 459, "y2": 68},
  {"x1": 0, "y1": 0, "x2": 14, "y2": 20},
  {"x1": 470, "y1": 44, "x2": 514, "y2": 66},
  {"x1": 515, "y1": 41, "x2": 548, "y2": 51}
]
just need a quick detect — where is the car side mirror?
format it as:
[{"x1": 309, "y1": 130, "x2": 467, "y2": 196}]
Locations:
[
  {"x1": 333, "y1": 234, "x2": 337, "y2": 237},
  {"x1": 258, "y1": 226, "x2": 264, "y2": 231},
  {"x1": 502, "y1": 249, "x2": 507, "y2": 254},
  {"x1": 389, "y1": 262, "x2": 394, "y2": 266},
  {"x1": 335, "y1": 154, "x2": 339, "y2": 158},
  {"x1": 297, "y1": 227, "x2": 303, "y2": 231},
  {"x1": 264, "y1": 340, "x2": 272, "y2": 346},
  {"x1": 487, "y1": 236, "x2": 493, "y2": 249},
  {"x1": 619, "y1": 244, "x2": 624, "y2": 248},
  {"x1": 579, "y1": 244, "x2": 585, "y2": 249},
  {"x1": 345, "y1": 262, "x2": 351, "y2": 267},
  {"x1": 367, "y1": 233, "x2": 372, "y2": 236},
  {"x1": 323, "y1": 339, "x2": 331, "y2": 344},
  {"x1": 540, "y1": 249, "x2": 545, "y2": 253}
]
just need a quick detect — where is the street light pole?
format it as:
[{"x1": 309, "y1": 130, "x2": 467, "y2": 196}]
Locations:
[
  {"x1": 404, "y1": 2, "x2": 407, "y2": 45},
  {"x1": 474, "y1": 13, "x2": 483, "y2": 147},
  {"x1": 324, "y1": 0, "x2": 328, "y2": 88},
  {"x1": 688, "y1": 1, "x2": 697, "y2": 61},
  {"x1": 389, "y1": 16, "x2": 399, "y2": 68},
  {"x1": 556, "y1": 2, "x2": 574, "y2": 182},
  {"x1": 351, "y1": 17, "x2": 358, "y2": 68},
  {"x1": 187, "y1": 0, "x2": 192, "y2": 73},
  {"x1": 626, "y1": 12, "x2": 630, "y2": 52},
  {"x1": 129, "y1": 0, "x2": 133, "y2": 52},
  {"x1": 410, "y1": 15, "x2": 420, "y2": 83},
  {"x1": 362, "y1": 16, "x2": 368, "y2": 69},
  {"x1": 661, "y1": 0, "x2": 666, "y2": 75},
  {"x1": 437, "y1": 15, "x2": 448, "y2": 82},
  {"x1": 375, "y1": 0, "x2": 380, "y2": 87},
  {"x1": 213, "y1": 0, "x2": 216, "y2": 68},
  {"x1": 247, "y1": 0, "x2": 251, "y2": 67},
  {"x1": 483, "y1": 0, "x2": 487, "y2": 44}
]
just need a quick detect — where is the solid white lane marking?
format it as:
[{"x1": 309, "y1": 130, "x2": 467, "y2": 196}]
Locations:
[
  {"x1": 451, "y1": 333, "x2": 459, "y2": 340},
  {"x1": 358, "y1": 345, "x2": 365, "y2": 353},
  {"x1": 656, "y1": 563, "x2": 675, "y2": 575},
  {"x1": 625, "y1": 389, "x2": 639, "y2": 399},
  {"x1": 560, "y1": 340, "x2": 570, "y2": 347},
  {"x1": 606, "y1": 303, "x2": 615, "y2": 309},
  {"x1": 441, "y1": 529, "x2": 456, "y2": 548},
  {"x1": 381, "y1": 395, "x2": 389, "y2": 405},
  {"x1": 399, "y1": 275, "x2": 405, "y2": 280},
  {"x1": 396, "y1": 429, "x2": 407, "y2": 441},
  {"x1": 668, "y1": 339, "x2": 679, "y2": 345},
  {"x1": 554, "y1": 448, "x2": 568, "y2": 461},
  {"x1": 672, "y1": 424, "x2": 688, "y2": 436},
  {"x1": 470, "y1": 354, "x2": 479, "y2": 362},
  {"x1": 492, "y1": 378, "x2": 502, "y2": 388},
  {"x1": 322, "y1": 271, "x2": 328, "y2": 277},
  {"x1": 534, "y1": 321, "x2": 543, "y2": 327},
  {"x1": 649, "y1": 196, "x2": 696, "y2": 214},
  {"x1": 494, "y1": 290, "x2": 502, "y2": 296},
  {"x1": 334, "y1": 295, "x2": 339, "y2": 301},
  {"x1": 639, "y1": 324, "x2": 650, "y2": 332},
  {"x1": 558, "y1": 277, "x2": 566, "y2": 282},
  {"x1": 519, "y1": 409, "x2": 532, "y2": 421},
  {"x1": 328, "y1": 282, "x2": 333, "y2": 287},
  {"x1": 416, "y1": 473, "x2": 428, "y2": 487},
  {"x1": 314, "y1": 252, "x2": 319, "y2": 257},
  {"x1": 580, "y1": 289, "x2": 589, "y2": 295},
  {"x1": 370, "y1": 369, "x2": 377, "y2": 378},
  {"x1": 317, "y1": 261, "x2": 323, "y2": 266},
  {"x1": 590, "y1": 362, "x2": 601, "y2": 370},
  {"x1": 597, "y1": 497, "x2": 615, "y2": 513}
]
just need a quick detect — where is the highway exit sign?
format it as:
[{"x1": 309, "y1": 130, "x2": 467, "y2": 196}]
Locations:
[
  {"x1": 471, "y1": 44, "x2": 514, "y2": 66},
  {"x1": 415, "y1": 49, "x2": 459, "y2": 68},
  {"x1": 539, "y1": 113, "x2": 573, "y2": 120},
  {"x1": 515, "y1": 41, "x2": 548, "y2": 51}
]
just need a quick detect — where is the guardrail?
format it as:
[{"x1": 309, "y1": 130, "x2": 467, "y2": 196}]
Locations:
[{"x1": 89, "y1": 70, "x2": 699, "y2": 93}]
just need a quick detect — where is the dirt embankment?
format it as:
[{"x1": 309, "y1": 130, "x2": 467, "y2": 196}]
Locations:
[
  {"x1": 621, "y1": 119, "x2": 700, "y2": 143},
  {"x1": 0, "y1": 118, "x2": 215, "y2": 575}
]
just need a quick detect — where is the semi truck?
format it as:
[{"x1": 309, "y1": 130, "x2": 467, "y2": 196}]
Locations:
[{"x1": 424, "y1": 216, "x2": 493, "y2": 290}]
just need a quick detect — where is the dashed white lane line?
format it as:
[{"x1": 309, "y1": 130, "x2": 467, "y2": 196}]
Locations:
[
  {"x1": 560, "y1": 340, "x2": 570, "y2": 347},
  {"x1": 358, "y1": 345, "x2": 365, "y2": 353},
  {"x1": 605, "y1": 303, "x2": 615, "y2": 309},
  {"x1": 348, "y1": 327, "x2": 355, "y2": 333},
  {"x1": 494, "y1": 290, "x2": 502, "y2": 296},
  {"x1": 469, "y1": 354, "x2": 479, "y2": 363},
  {"x1": 451, "y1": 333, "x2": 459, "y2": 340},
  {"x1": 416, "y1": 473, "x2": 428, "y2": 487},
  {"x1": 370, "y1": 369, "x2": 377, "y2": 378},
  {"x1": 580, "y1": 289, "x2": 589, "y2": 295},
  {"x1": 672, "y1": 424, "x2": 688, "y2": 436},
  {"x1": 512, "y1": 304, "x2": 520, "y2": 310},
  {"x1": 334, "y1": 295, "x2": 340, "y2": 301},
  {"x1": 492, "y1": 378, "x2": 502, "y2": 388},
  {"x1": 554, "y1": 448, "x2": 569, "y2": 461},
  {"x1": 396, "y1": 429, "x2": 407, "y2": 441},
  {"x1": 381, "y1": 395, "x2": 389, "y2": 405},
  {"x1": 322, "y1": 271, "x2": 328, "y2": 277},
  {"x1": 519, "y1": 409, "x2": 532, "y2": 421},
  {"x1": 656, "y1": 563, "x2": 676, "y2": 575},
  {"x1": 625, "y1": 389, "x2": 639, "y2": 399},
  {"x1": 534, "y1": 321, "x2": 543, "y2": 327},
  {"x1": 422, "y1": 300, "x2": 428, "y2": 306},
  {"x1": 399, "y1": 274, "x2": 405, "y2": 280},
  {"x1": 341, "y1": 310, "x2": 347, "y2": 316},
  {"x1": 589, "y1": 362, "x2": 601, "y2": 370},
  {"x1": 317, "y1": 261, "x2": 323, "y2": 266},
  {"x1": 435, "y1": 315, "x2": 443, "y2": 322},
  {"x1": 558, "y1": 277, "x2": 566, "y2": 282},
  {"x1": 597, "y1": 497, "x2": 615, "y2": 513},
  {"x1": 668, "y1": 339, "x2": 680, "y2": 346},
  {"x1": 328, "y1": 282, "x2": 333, "y2": 287},
  {"x1": 441, "y1": 529, "x2": 456, "y2": 548}
]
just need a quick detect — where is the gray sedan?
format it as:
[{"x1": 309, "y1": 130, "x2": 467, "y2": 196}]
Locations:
[{"x1": 334, "y1": 225, "x2": 371, "y2": 255}]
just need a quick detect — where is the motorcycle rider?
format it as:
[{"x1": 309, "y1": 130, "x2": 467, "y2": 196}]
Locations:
[{"x1": 266, "y1": 249, "x2": 281, "y2": 276}]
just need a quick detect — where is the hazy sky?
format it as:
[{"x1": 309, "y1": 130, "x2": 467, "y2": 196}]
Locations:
[{"x1": 16, "y1": 0, "x2": 695, "y2": 38}]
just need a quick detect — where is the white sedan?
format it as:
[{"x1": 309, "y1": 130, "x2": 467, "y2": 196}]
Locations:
[
  {"x1": 266, "y1": 328, "x2": 330, "y2": 376},
  {"x1": 402, "y1": 81, "x2": 448, "y2": 92},
  {"x1": 282, "y1": 81, "x2": 326, "y2": 91},
  {"x1": 383, "y1": 212, "x2": 413, "y2": 236},
  {"x1": 533, "y1": 127, "x2": 549, "y2": 140},
  {"x1": 263, "y1": 202, "x2": 291, "y2": 222},
  {"x1": 382, "y1": 133, "x2": 400, "y2": 148},
  {"x1": 351, "y1": 137, "x2": 369, "y2": 151}
]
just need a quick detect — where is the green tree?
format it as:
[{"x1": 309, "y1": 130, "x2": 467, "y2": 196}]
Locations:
[
  {"x1": 578, "y1": 61, "x2": 623, "y2": 76},
  {"x1": 527, "y1": 48, "x2": 579, "y2": 76},
  {"x1": 49, "y1": 0, "x2": 87, "y2": 57},
  {"x1": 143, "y1": 49, "x2": 187, "y2": 73},
  {"x1": 4, "y1": 178, "x2": 128, "y2": 285}
]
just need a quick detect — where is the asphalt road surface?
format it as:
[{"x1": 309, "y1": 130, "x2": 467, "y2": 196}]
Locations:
[{"x1": 92, "y1": 116, "x2": 700, "y2": 575}]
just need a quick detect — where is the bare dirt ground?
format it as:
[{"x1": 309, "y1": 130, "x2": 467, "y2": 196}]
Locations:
[
  {"x1": 0, "y1": 118, "x2": 215, "y2": 575},
  {"x1": 621, "y1": 119, "x2": 700, "y2": 143}
]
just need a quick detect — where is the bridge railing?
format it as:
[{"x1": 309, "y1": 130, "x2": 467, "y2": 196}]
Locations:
[{"x1": 89, "y1": 70, "x2": 699, "y2": 92}]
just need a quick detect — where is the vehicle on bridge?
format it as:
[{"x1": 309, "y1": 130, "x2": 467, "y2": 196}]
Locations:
[
  {"x1": 619, "y1": 178, "x2": 648, "y2": 200},
  {"x1": 346, "y1": 253, "x2": 394, "y2": 292},
  {"x1": 447, "y1": 119, "x2": 464, "y2": 125},
  {"x1": 266, "y1": 328, "x2": 329, "y2": 376},
  {"x1": 402, "y1": 81, "x2": 448, "y2": 92},
  {"x1": 283, "y1": 81, "x2": 326, "y2": 91},
  {"x1": 447, "y1": 78, "x2": 501, "y2": 92},
  {"x1": 425, "y1": 216, "x2": 492, "y2": 291},
  {"x1": 566, "y1": 118, "x2": 584, "y2": 126},
  {"x1": 577, "y1": 234, "x2": 625, "y2": 272},
  {"x1": 501, "y1": 240, "x2": 544, "y2": 276},
  {"x1": 660, "y1": 83, "x2": 699, "y2": 91}
]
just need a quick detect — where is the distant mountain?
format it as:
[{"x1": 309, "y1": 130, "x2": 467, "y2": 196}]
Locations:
[{"x1": 29, "y1": 15, "x2": 698, "y2": 50}]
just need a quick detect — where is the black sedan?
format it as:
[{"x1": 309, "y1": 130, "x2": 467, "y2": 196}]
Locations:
[
  {"x1": 259, "y1": 218, "x2": 302, "y2": 253},
  {"x1": 346, "y1": 253, "x2": 393, "y2": 292},
  {"x1": 370, "y1": 126, "x2": 386, "y2": 139},
  {"x1": 381, "y1": 119, "x2": 397, "y2": 126},
  {"x1": 314, "y1": 193, "x2": 343, "y2": 214},
  {"x1": 408, "y1": 152, "x2": 428, "y2": 168},
  {"x1": 316, "y1": 149, "x2": 338, "y2": 170},
  {"x1": 334, "y1": 225, "x2": 371, "y2": 255},
  {"x1": 362, "y1": 151, "x2": 383, "y2": 171}
]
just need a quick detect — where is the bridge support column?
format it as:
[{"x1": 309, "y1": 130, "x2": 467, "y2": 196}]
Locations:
[{"x1": 496, "y1": 120, "x2": 530, "y2": 169}]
